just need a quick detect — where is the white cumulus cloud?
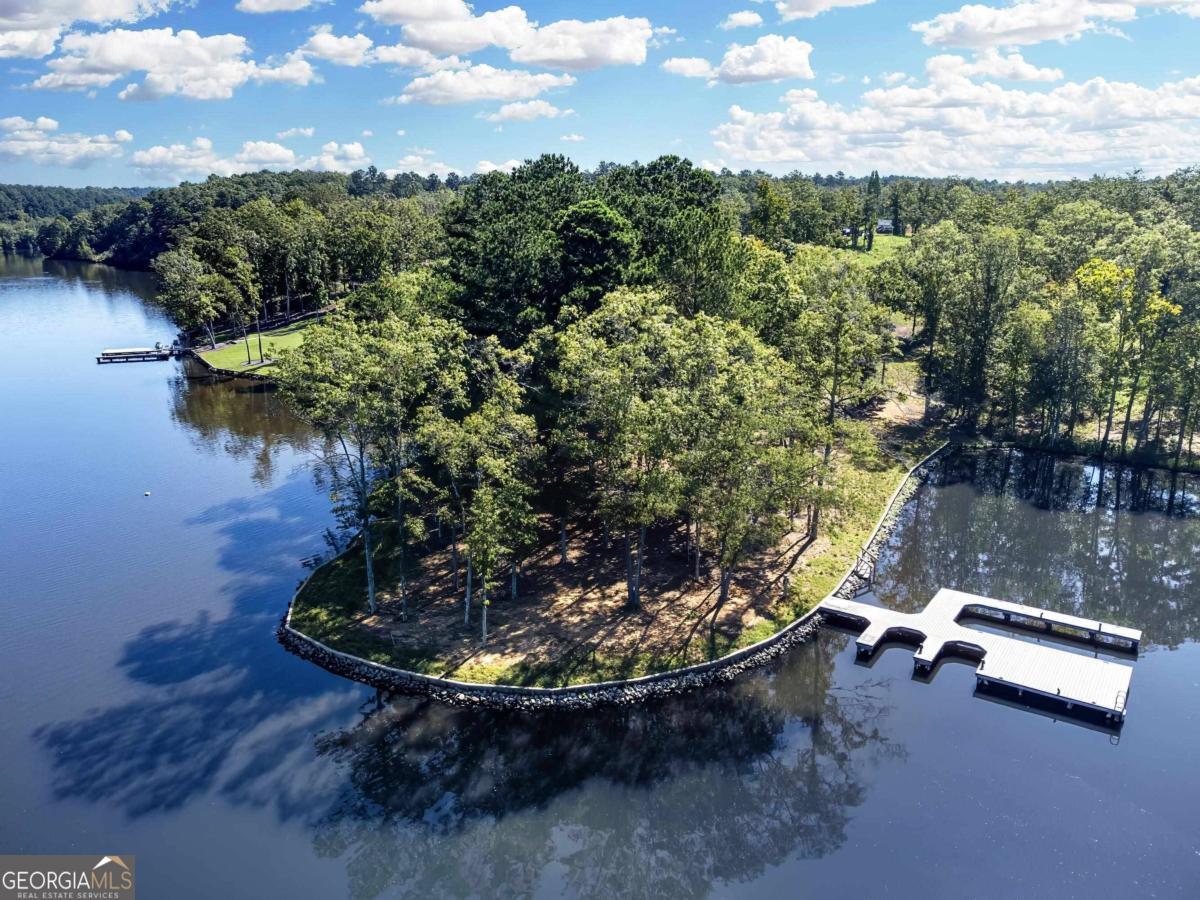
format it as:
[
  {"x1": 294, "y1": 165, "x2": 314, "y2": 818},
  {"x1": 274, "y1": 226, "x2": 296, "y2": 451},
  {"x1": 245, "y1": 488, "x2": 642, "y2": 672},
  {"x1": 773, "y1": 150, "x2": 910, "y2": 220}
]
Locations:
[
  {"x1": 0, "y1": 115, "x2": 131, "y2": 166},
  {"x1": 132, "y1": 136, "x2": 298, "y2": 179},
  {"x1": 912, "y1": 0, "x2": 1199, "y2": 48},
  {"x1": 31, "y1": 27, "x2": 316, "y2": 100},
  {"x1": 306, "y1": 140, "x2": 369, "y2": 172},
  {"x1": 357, "y1": 0, "x2": 472, "y2": 25},
  {"x1": 720, "y1": 11, "x2": 764, "y2": 29},
  {"x1": 663, "y1": 34, "x2": 814, "y2": 84},
  {"x1": 662, "y1": 57, "x2": 717, "y2": 79},
  {"x1": 387, "y1": 148, "x2": 452, "y2": 176},
  {"x1": 400, "y1": 6, "x2": 534, "y2": 55},
  {"x1": 0, "y1": 0, "x2": 179, "y2": 59},
  {"x1": 132, "y1": 135, "x2": 376, "y2": 181},
  {"x1": 0, "y1": 29, "x2": 61, "y2": 58},
  {"x1": 393, "y1": 63, "x2": 574, "y2": 104},
  {"x1": 359, "y1": 2, "x2": 655, "y2": 71},
  {"x1": 775, "y1": 0, "x2": 876, "y2": 21},
  {"x1": 710, "y1": 65, "x2": 1200, "y2": 179},
  {"x1": 480, "y1": 99, "x2": 573, "y2": 121},
  {"x1": 510, "y1": 16, "x2": 653, "y2": 70},
  {"x1": 476, "y1": 158, "x2": 522, "y2": 174},
  {"x1": 237, "y1": 0, "x2": 320, "y2": 11},
  {"x1": 301, "y1": 26, "x2": 375, "y2": 66},
  {"x1": 293, "y1": 26, "x2": 477, "y2": 72},
  {"x1": 372, "y1": 42, "x2": 440, "y2": 68},
  {"x1": 277, "y1": 126, "x2": 315, "y2": 138},
  {"x1": 927, "y1": 48, "x2": 1063, "y2": 82}
]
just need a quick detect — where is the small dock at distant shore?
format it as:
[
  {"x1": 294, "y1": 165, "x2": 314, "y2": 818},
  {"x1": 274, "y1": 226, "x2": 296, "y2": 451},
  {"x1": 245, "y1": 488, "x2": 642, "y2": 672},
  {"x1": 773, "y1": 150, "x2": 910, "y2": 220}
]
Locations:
[
  {"x1": 821, "y1": 589, "x2": 1141, "y2": 725},
  {"x1": 96, "y1": 346, "x2": 179, "y2": 364}
]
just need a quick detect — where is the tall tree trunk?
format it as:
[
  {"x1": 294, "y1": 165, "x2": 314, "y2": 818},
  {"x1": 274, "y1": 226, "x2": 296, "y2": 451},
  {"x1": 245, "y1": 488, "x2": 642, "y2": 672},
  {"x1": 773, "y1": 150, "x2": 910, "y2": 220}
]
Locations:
[
  {"x1": 923, "y1": 339, "x2": 936, "y2": 422},
  {"x1": 559, "y1": 517, "x2": 568, "y2": 567},
  {"x1": 362, "y1": 516, "x2": 377, "y2": 615},
  {"x1": 350, "y1": 440, "x2": 376, "y2": 615},
  {"x1": 396, "y1": 457, "x2": 407, "y2": 618},
  {"x1": 1099, "y1": 333, "x2": 1127, "y2": 459},
  {"x1": 694, "y1": 519, "x2": 702, "y2": 580},
  {"x1": 241, "y1": 322, "x2": 252, "y2": 365},
  {"x1": 451, "y1": 527, "x2": 460, "y2": 591},
  {"x1": 510, "y1": 562, "x2": 518, "y2": 601},
  {"x1": 815, "y1": 345, "x2": 841, "y2": 535},
  {"x1": 205, "y1": 321, "x2": 217, "y2": 350},
  {"x1": 255, "y1": 312, "x2": 265, "y2": 362},
  {"x1": 624, "y1": 531, "x2": 638, "y2": 609},
  {"x1": 718, "y1": 566, "x2": 732, "y2": 609},
  {"x1": 1172, "y1": 397, "x2": 1193, "y2": 475},
  {"x1": 1118, "y1": 369, "x2": 1142, "y2": 458},
  {"x1": 1168, "y1": 398, "x2": 1190, "y2": 514},
  {"x1": 464, "y1": 556, "x2": 473, "y2": 624},
  {"x1": 635, "y1": 524, "x2": 645, "y2": 606},
  {"x1": 1100, "y1": 389, "x2": 1118, "y2": 457},
  {"x1": 480, "y1": 588, "x2": 488, "y2": 645},
  {"x1": 1133, "y1": 393, "x2": 1154, "y2": 455}
]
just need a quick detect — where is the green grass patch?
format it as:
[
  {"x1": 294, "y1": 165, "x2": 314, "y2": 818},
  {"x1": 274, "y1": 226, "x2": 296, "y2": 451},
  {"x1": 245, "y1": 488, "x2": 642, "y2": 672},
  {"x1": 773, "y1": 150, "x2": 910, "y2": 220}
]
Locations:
[
  {"x1": 753, "y1": 458, "x2": 907, "y2": 644},
  {"x1": 832, "y1": 233, "x2": 908, "y2": 266},
  {"x1": 289, "y1": 524, "x2": 447, "y2": 675},
  {"x1": 199, "y1": 319, "x2": 314, "y2": 373},
  {"x1": 861, "y1": 233, "x2": 908, "y2": 263}
]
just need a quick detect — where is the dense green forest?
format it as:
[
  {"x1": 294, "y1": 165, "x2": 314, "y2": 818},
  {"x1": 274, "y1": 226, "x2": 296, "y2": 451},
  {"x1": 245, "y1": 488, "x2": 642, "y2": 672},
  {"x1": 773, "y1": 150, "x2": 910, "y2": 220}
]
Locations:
[
  {"x1": 0, "y1": 184, "x2": 151, "y2": 254},
  {"x1": 7, "y1": 157, "x2": 1200, "y2": 633},
  {"x1": 0, "y1": 183, "x2": 150, "y2": 220}
]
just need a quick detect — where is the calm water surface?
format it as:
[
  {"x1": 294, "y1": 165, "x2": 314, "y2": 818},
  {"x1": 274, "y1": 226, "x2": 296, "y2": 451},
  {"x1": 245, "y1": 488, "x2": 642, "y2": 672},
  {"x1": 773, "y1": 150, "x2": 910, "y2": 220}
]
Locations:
[{"x1": 1, "y1": 257, "x2": 1198, "y2": 899}]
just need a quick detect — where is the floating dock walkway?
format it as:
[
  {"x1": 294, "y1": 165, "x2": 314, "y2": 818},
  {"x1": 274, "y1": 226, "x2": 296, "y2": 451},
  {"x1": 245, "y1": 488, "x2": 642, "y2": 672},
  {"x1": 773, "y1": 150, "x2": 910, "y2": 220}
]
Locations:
[
  {"x1": 97, "y1": 347, "x2": 176, "y2": 363},
  {"x1": 820, "y1": 589, "x2": 1141, "y2": 724}
]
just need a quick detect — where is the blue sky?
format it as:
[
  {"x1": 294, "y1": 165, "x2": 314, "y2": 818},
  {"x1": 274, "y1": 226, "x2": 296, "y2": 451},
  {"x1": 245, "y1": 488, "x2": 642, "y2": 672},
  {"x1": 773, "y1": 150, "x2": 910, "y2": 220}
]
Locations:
[{"x1": 3, "y1": 0, "x2": 1200, "y2": 186}]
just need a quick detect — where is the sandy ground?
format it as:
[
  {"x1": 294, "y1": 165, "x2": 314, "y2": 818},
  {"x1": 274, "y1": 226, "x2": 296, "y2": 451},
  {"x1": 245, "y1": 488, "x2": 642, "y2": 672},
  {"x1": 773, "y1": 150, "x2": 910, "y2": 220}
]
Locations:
[{"x1": 363, "y1": 516, "x2": 829, "y2": 676}]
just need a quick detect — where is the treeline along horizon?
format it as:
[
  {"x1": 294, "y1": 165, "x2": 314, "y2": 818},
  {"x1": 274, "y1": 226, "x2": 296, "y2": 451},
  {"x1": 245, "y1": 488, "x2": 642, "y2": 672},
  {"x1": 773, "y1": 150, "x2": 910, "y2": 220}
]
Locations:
[{"x1": 8, "y1": 159, "x2": 1200, "y2": 264}]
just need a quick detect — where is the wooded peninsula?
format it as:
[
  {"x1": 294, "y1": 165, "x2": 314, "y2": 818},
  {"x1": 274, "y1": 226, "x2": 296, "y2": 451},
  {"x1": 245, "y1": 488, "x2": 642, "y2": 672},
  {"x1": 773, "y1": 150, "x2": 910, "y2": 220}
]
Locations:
[{"x1": 7, "y1": 158, "x2": 1199, "y2": 684}]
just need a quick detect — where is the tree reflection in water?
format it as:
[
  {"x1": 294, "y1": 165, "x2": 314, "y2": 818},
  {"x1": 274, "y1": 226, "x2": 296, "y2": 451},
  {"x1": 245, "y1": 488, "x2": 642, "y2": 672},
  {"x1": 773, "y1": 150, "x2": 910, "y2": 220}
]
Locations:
[
  {"x1": 170, "y1": 373, "x2": 316, "y2": 485},
  {"x1": 311, "y1": 634, "x2": 903, "y2": 900},
  {"x1": 874, "y1": 448, "x2": 1200, "y2": 647},
  {"x1": 41, "y1": 258, "x2": 160, "y2": 301}
]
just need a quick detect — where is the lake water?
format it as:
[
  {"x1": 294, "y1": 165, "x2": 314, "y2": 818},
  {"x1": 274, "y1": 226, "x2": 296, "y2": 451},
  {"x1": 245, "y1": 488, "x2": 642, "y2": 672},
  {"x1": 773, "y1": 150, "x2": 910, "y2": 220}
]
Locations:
[{"x1": 1, "y1": 257, "x2": 1198, "y2": 899}]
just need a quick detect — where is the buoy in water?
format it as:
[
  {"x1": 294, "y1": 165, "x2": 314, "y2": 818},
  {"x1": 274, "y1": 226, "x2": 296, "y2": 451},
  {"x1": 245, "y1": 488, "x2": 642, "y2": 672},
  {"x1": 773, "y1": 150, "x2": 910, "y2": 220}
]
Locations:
[{"x1": 144, "y1": 491, "x2": 151, "y2": 496}]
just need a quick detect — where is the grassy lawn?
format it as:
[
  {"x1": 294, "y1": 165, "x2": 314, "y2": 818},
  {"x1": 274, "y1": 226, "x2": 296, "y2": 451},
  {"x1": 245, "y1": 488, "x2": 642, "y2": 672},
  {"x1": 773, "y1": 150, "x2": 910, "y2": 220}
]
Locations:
[
  {"x1": 861, "y1": 233, "x2": 908, "y2": 262},
  {"x1": 198, "y1": 319, "x2": 313, "y2": 373},
  {"x1": 833, "y1": 233, "x2": 909, "y2": 266}
]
